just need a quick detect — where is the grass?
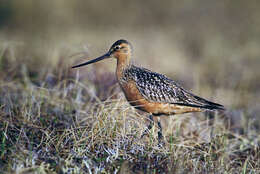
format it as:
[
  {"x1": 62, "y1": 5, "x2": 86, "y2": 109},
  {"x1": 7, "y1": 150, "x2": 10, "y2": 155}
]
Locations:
[
  {"x1": 0, "y1": 38, "x2": 259, "y2": 174},
  {"x1": 0, "y1": 2, "x2": 260, "y2": 172}
]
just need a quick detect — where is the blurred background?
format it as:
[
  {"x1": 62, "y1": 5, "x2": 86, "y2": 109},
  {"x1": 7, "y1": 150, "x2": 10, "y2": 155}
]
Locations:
[{"x1": 0, "y1": 0, "x2": 259, "y2": 119}]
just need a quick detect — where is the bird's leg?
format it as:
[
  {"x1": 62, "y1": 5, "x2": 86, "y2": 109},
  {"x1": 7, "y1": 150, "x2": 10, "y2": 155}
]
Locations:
[
  {"x1": 141, "y1": 114, "x2": 154, "y2": 138},
  {"x1": 157, "y1": 120, "x2": 163, "y2": 144}
]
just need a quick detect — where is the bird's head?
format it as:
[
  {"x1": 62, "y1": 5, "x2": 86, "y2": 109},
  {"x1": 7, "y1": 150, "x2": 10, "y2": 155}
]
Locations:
[{"x1": 72, "y1": 39, "x2": 132, "y2": 69}]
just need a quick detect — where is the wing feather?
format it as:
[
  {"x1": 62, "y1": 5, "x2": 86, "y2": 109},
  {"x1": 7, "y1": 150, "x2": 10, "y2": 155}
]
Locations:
[{"x1": 124, "y1": 65, "x2": 224, "y2": 110}]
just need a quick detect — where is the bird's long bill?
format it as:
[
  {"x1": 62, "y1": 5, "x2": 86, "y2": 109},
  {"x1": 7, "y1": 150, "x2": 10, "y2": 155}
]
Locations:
[{"x1": 72, "y1": 52, "x2": 110, "y2": 69}]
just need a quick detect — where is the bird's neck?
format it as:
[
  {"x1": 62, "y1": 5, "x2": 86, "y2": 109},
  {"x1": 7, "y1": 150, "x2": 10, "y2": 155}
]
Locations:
[{"x1": 116, "y1": 55, "x2": 131, "y2": 81}]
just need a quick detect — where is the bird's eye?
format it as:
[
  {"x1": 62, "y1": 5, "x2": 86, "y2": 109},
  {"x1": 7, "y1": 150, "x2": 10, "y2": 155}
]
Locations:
[{"x1": 115, "y1": 46, "x2": 120, "y2": 50}]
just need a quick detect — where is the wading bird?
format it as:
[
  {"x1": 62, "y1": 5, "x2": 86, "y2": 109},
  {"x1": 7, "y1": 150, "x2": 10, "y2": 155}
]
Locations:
[{"x1": 72, "y1": 39, "x2": 224, "y2": 141}]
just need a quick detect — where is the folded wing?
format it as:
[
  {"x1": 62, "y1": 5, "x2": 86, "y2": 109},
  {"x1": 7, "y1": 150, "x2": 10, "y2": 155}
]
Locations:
[{"x1": 125, "y1": 65, "x2": 224, "y2": 110}]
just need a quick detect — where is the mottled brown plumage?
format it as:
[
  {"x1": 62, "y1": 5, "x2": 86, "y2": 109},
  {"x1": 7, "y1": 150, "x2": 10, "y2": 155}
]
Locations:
[
  {"x1": 121, "y1": 64, "x2": 224, "y2": 114},
  {"x1": 72, "y1": 39, "x2": 225, "y2": 140}
]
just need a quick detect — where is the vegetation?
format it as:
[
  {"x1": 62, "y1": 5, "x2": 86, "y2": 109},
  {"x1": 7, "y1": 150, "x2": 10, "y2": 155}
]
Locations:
[{"x1": 0, "y1": 1, "x2": 260, "y2": 173}]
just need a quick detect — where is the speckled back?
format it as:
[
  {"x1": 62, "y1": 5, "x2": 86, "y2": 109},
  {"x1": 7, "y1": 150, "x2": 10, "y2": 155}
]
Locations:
[{"x1": 122, "y1": 65, "x2": 224, "y2": 110}]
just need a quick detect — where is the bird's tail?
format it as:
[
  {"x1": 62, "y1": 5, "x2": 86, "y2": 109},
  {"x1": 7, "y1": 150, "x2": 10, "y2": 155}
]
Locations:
[
  {"x1": 193, "y1": 95, "x2": 225, "y2": 111},
  {"x1": 172, "y1": 95, "x2": 225, "y2": 111}
]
